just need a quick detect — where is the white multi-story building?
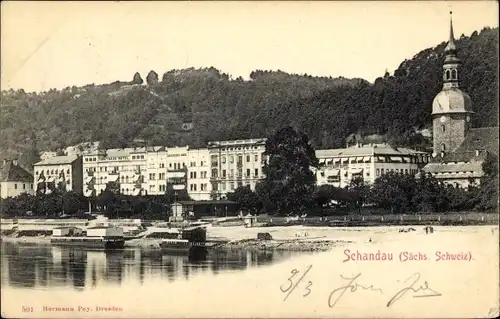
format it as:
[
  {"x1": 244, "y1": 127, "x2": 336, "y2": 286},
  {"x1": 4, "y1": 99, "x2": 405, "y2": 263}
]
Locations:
[
  {"x1": 34, "y1": 155, "x2": 83, "y2": 194},
  {"x1": 187, "y1": 148, "x2": 211, "y2": 200},
  {"x1": 145, "y1": 146, "x2": 167, "y2": 195},
  {"x1": 315, "y1": 143, "x2": 430, "y2": 188},
  {"x1": 82, "y1": 147, "x2": 148, "y2": 197},
  {"x1": 207, "y1": 139, "x2": 267, "y2": 199}
]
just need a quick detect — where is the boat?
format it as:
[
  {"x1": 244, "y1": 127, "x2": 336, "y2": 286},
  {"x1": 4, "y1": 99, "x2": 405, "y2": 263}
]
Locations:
[
  {"x1": 159, "y1": 225, "x2": 207, "y2": 253},
  {"x1": 50, "y1": 236, "x2": 125, "y2": 249},
  {"x1": 50, "y1": 226, "x2": 125, "y2": 250}
]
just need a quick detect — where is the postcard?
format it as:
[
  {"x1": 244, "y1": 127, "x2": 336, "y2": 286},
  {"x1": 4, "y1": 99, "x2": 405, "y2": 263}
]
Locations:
[{"x1": 1, "y1": 1, "x2": 499, "y2": 318}]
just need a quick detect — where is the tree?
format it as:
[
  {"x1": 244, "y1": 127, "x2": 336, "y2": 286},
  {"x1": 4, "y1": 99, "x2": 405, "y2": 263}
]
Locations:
[
  {"x1": 475, "y1": 154, "x2": 499, "y2": 211},
  {"x1": 371, "y1": 172, "x2": 417, "y2": 214},
  {"x1": 258, "y1": 126, "x2": 319, "y2": 215},
  {"x1": 132, "y1": 72, "x2": 144, "y2": 85},
  {"x1": 227, "y1": 185, "x2": 259, "y2": 213},
  {"x1": 348, "y1": 177, "x2": 371, "y2": 213},
  {"x1": 412, "y1": 173, "x2": 448, "y2": 213},
  {"x1": 146, "y1": 70, "x2": 159, "y2": 86}
]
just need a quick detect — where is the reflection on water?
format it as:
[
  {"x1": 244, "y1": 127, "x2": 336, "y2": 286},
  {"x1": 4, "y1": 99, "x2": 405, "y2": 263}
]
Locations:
[{"x1": 1, "y1": 242, "x2": 302, "y2": 290}]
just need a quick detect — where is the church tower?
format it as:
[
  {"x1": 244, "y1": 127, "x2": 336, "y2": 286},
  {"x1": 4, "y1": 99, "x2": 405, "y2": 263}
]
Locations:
[{"x1": 431, "y1": 12, "x2": 474, "y2": 157}]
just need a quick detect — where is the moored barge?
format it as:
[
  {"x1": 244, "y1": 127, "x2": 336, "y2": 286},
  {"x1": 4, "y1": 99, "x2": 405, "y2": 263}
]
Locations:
[
  {"x1": 159, "y1": 225, "x2": 207, "y2": 253},
  {"x1": 50, "y1": 226, "x2": 125, "y2": 250}
]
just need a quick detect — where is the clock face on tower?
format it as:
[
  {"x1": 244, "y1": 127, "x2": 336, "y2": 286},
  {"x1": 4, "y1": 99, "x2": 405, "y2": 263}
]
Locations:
[{"x1": 440, "y1": 116, "x2": 446, "y2": 123}]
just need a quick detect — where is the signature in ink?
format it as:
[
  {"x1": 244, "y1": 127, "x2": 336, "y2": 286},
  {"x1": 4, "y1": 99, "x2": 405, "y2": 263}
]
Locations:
[
  {"x1": 280, "y1": 265, "x2": 313, "y2": 301},
  {"x1": 328, "y1": 273, "x2": 383, "y2": 308},
  {"x1": 387, "y1": 273, "x2": 442, "y2": 307}
]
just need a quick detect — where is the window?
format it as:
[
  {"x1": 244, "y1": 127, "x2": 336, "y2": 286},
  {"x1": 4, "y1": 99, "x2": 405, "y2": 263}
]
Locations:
[
  {"x1": 211, "y1": 168, "x2": 218, "y2": 178},
  {"x1": 30, "y1": 184, "x2": 33, "y2": 189},
  {"x1": 255, "y1": 168, "x2": 259, "y2": 177},
  {"x1": 246, "y1": 169, "x2": 250, "y2": 177},
  {"x1": 451, "y1": 69, "x2": 457, "y2": 80},
  {"x1": 230, "y1": 182, "x2": 234, "y2": 190},
  {"x1": 441, "y1": 125, "x2": 446, "y2": 133},
  {"x1": 23, "y1": 184, "x2": 26, "y2": 189},
  {"x1": 254, "y1": 154, "x2": 259, "y2": 162},
  {"x1": 376, "y1": 169, "x2": 380, "y2": 176},
  {"x1": 405, "y1": 169, "x2": 409, "y2": 174},
  {"x1": 441, "y1": 143, "x2": 446, "y2": 152},
  {"x1": 126, "y1": 176, "x2": 129, "y2": 182},
  {"x1": 159, "y1": 173, "x2": 165, "y2": 180},
  {"x1": 222, "y1": 156, "x2": 226, "y2": 164},
  {"x1": 159, "y1": 163, "x2": 165, "y2": 168},
  {"x1": 222, "y1": 170, "x2": 226, "y2": 177},
  {"x1": 246, "y1": 155, "x2": 250, "y2": 162},
  {"x1": 381, "y1": 168, "x2": 384, "y2": 174},
  {"x1": 230, "y1": 156, "x2": 234, "y2": 163},
  {"x1": 230, "y1": 169, "x2": 234, "y2": 178},
  {"x1": 445, "y1": 70, "x2": 451, "y2": 80}
]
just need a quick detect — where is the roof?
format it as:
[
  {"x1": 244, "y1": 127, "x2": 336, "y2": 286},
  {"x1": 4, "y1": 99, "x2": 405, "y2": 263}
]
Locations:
[
  {"x1": 423, "y1": 127, "x2": 498, "y2": 176},
  {"x1": 432, "y1": 88, "x2": 473, "y2": 115},
  {"x1": 0, "y1": 160, "x2": 33, "y2": 182},
  {"x1": 423, "y1": 161, "x2": 483, "y2": 175},
  {"x1": 34, "y1": 155, "x2": 79, "y2": 166},
  {"x1": 315, "y1": 145, "x2": 427, "y2": 158},
  {"x1": 437, "y1": 127, "x2": 499, "y2": 163}
]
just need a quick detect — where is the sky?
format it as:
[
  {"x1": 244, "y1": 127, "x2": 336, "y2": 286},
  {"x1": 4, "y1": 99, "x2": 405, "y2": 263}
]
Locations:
[{"x1": 1, "y1": 1, "x2": 498, "y2": 92}]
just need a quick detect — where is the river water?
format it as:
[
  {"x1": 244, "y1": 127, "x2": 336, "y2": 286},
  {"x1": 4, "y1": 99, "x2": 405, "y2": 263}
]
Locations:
[{"x1": 0, "y1": 243, "x2": 305, "y2": 290}]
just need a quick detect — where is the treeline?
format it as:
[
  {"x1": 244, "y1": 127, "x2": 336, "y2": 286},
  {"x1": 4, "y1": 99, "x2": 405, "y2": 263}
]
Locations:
[
  {"x1": 0, "y1": 27, "x2": 498, "y2": 169},
  {"x1": 0, "y1": 188, "x2": 191, "y2": 220}
]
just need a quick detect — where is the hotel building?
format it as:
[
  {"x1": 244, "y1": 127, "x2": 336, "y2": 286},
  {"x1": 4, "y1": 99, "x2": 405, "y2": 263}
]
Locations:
[
  {"x1": 207, "y1": 139, "x2": 267, "y2": 199},
  {"x1": 34, "y1": 155, "x2": 83, "y2": 194},
  {"x1": 315, "y1": 143, "x2": 430, "y2": 188}
]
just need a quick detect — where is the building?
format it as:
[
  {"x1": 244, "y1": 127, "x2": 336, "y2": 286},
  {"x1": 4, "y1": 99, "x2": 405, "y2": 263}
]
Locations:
[
  {"x1": 34, "y1": 155, "x2": 83, "y2": 194},
  {"x1": 207, "y1": 139, "x2": 267, "y2": 199},
  {"x1": 186, "y1": 148, "x2": 211, "y2": 200},
  {"x1": 82, "y1": 147, "x2": 149, "y2": 196},
  {"x1": 165, "y1": 146, "x2": 189, "y2": 196},
  {"x1": 422, "y1": 13, "x2": 499, "y2": 187},
  {"x1": 0, "y1": 160, "x2": 34, "y2": 198},
  {"x1": 145, "y1": 146, "x2": 167, "y2": 195},
  {"x1": 315, "y1": 143, "x2": 430, "y2": 188}
]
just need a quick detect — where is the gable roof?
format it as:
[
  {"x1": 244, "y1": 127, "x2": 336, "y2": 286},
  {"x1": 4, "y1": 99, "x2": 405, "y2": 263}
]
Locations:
[{"x1": 0, "y1": 160, "x2": 33, "y2": 182}]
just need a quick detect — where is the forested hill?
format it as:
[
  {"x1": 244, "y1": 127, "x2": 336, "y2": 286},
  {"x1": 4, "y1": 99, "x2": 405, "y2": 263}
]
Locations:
[{"x1": 0, "y1": 27, "x2": 498, "y2": 169}]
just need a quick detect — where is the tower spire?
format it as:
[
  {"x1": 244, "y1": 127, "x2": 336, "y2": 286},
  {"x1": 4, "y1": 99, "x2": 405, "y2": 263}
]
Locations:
[{"x1": 445, "y1": 11, "x2": 456, "y2": 53}]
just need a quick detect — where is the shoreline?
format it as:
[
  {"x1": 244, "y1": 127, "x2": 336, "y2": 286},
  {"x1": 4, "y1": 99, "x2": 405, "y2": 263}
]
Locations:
[{"x1": 2, "y1": 225, "x2": 497, "y2": 252}]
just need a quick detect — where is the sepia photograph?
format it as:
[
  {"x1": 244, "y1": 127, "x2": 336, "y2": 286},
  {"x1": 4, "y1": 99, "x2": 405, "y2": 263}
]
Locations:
[{"x1": 1, "y1": 1, "x2": 499, "y2": 318}]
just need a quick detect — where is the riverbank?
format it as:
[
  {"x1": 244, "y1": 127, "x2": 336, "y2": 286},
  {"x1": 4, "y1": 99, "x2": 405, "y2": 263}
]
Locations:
[{"x1": 3, "y1": 225, "x2": 498, "y2": 252}]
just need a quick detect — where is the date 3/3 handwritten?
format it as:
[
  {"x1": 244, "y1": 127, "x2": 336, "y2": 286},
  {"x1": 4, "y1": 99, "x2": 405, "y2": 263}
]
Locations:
[{"x1": 279, "y1": 268, "x2": 442, "y2": 308}]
